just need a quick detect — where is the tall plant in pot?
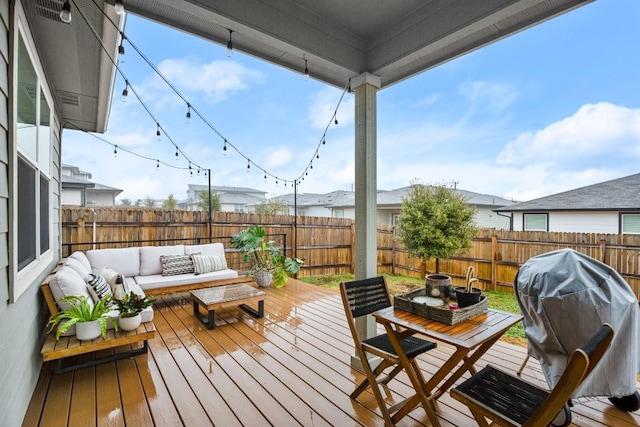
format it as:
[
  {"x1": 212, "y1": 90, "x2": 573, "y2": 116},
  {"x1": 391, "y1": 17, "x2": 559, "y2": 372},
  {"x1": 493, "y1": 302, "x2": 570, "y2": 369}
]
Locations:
[
  {"x1": 231, "y1": 225, "x2": 304, "y2": 288},
  {"x1": 394, "y1": 182, "x2": 478, "y2": 297},
  {"x1": 47, "y1": 295, "x2": 117, "y2": 341}
]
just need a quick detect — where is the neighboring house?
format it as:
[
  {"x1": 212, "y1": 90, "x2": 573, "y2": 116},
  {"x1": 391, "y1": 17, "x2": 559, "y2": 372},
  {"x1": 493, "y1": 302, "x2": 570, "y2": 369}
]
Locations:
[
  {"x1": 268, "y1": 190, "x2": 355, "y2": 217},
  {"x1": 329, "y1": 186, "x2": 515, "y2": 229},
  {"x1": 494, "y1": 172, "x2": 640, "y2": 233},
  {"x1": 181, "y1": 184, "x2": 266, "y2": 212},
  {"x1": 61, "y1": 164, "x2": 122, "y2": 206}
]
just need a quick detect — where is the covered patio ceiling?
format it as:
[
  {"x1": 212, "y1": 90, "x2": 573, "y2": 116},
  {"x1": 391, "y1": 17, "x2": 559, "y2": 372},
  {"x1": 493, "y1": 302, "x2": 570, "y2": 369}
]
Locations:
[{"x1": 24, "y1": 0, "x2": 594, "y2": 133}]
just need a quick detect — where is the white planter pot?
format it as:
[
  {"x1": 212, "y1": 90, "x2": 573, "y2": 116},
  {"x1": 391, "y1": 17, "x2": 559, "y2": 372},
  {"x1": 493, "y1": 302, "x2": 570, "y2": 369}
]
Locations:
[
  {"x1": 119, "y1": 313, "x2": 142, "y2": 331},
  {"x1": 75, "y1": 319, "x2": 102, "y2": 341},
  {"x1": 254, "y1": 270, "x2": 273, "y2": 287}
]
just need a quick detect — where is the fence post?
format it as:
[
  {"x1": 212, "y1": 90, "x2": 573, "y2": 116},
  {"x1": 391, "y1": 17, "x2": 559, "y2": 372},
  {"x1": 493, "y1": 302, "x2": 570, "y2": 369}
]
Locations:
[
  {"x1": 491, "y1": 234, "x2": 498, "y2": 290},
  {"x1": 600, "y1": 239, "x2": 606, "y2": 263}
]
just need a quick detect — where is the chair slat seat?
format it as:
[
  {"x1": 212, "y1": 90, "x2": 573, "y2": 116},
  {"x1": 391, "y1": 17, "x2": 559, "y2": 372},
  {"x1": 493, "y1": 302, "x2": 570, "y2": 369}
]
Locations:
[
  {"x1": 364, "y1": 334, "x2": 436, "y2": 359},
  {"x1": 455, "y1": 365, "x2": 548, "y2": 425}
]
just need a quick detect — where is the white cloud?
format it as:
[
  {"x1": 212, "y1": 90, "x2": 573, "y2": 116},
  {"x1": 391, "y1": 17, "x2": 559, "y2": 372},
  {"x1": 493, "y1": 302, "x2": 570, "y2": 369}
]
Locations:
[
  {"x1": 139, "y1": 57, "x2": 265, "y2": 108},
  {"x1": 409, "y1": 93, "x2": 443, "y2": 108},
  {"x1": 497, "y1": 102, "x2": 640, "y2": 165},
  {"x1": 308, "y1": 87, "x2": 354, "y2": 129},
  {"x1": 459, "y1": 81, "x2": 518, "y2": 113}
]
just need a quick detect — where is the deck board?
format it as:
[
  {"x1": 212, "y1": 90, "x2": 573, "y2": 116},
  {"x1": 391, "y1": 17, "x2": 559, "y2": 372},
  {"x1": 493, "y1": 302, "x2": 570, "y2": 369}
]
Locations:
[{"x1": 25, "y1": 279, "x2": 640, "y2": 426}]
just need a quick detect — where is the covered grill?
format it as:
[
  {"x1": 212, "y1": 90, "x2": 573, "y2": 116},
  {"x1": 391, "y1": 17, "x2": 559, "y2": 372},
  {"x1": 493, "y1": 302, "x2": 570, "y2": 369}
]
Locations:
[{"x1": 515, "y1": 248, "x2": 640, "y2": 407}]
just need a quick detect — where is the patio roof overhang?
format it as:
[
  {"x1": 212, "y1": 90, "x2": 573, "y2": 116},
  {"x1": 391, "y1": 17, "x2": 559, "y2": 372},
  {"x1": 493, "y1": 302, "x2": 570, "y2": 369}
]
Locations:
[{"x1": 24, "y1": 0, "x2": 593, "y2": 133}]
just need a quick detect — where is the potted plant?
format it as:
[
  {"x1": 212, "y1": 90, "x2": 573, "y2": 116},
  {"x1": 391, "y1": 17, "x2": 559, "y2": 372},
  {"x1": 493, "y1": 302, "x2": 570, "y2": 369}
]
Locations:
[
  {"x1": 114, "y1": 291, "x2": 154, "y2": 331},
  {"x1": 455, "y1": 266, "x2": 483, "y2": 308},
  {"x1": 394, "y1": 182, "x2": 478, "y2": 295},
  {"x1": 231, "y1": 225, "x2": 304, "y2": 288},
  {"x1": 47, "y1": 295, "x2": 117, "y2": 341}
]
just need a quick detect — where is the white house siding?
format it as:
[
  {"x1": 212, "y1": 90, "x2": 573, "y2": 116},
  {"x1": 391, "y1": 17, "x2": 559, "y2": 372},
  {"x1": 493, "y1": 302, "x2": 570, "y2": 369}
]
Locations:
[
  {"x1": 511, "y1": 211, "x2": 619, "y2": 233},
  {"x1": 0, "y1": 3, "x2": 62, "y2": 425},
  {"x1": 61, "y1": 188, "x2": 82, "y2": 205},
  {"x1": 475, "y1": 206, "x2": 511, "y2": 229}
]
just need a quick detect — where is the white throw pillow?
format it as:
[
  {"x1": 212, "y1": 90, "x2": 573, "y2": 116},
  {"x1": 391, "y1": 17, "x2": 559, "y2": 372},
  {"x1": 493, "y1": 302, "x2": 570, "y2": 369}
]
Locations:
[
  {"x1": 68, "y1": 251, "x2": 92, "y2": 273},
  {"x1": 49, "y1": 266, "x2": 94, "y2": 311},
  {"x1": 192, "y1": 254, "x2": 227, "y2": 275}
]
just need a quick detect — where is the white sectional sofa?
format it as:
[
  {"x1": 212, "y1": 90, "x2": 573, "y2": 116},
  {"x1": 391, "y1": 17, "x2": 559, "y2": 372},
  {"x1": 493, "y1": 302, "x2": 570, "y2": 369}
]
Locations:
[
  {"x1": 84, "y1": 242, "x2": 239, "y2": 292},
  {"x1": 45, "y1": 243, "x2": 239, "y2": 337}
]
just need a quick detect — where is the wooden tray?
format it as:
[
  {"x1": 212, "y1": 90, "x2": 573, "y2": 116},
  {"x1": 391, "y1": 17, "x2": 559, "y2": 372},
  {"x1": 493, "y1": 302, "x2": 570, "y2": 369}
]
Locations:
[{"x1": 394, "y1": 288, "x2": 487, "y2": 325}]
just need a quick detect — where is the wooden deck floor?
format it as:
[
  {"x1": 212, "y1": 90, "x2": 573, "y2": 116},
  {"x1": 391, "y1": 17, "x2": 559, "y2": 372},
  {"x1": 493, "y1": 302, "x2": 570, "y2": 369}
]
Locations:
[{"x1": 24, "y1": 279, "x2": 640, "y2": 426}]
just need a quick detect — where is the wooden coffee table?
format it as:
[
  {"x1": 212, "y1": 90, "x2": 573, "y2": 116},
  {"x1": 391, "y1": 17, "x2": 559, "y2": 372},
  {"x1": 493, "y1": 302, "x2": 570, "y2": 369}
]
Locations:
[{"x1": 190, "y1": 282, "x2": 266, "y2": 329}]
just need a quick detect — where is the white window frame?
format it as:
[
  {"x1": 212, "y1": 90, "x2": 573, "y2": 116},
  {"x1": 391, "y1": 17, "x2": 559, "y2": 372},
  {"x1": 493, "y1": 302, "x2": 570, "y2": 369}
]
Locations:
[
  {"x1": 621, "y1": 213, "x2": 640, "y2": 234},
  {"x1": 523, "y1": 213, "x2": 548, "y2": 231},
  {"x1": 10, "y1": 4, "x2": 55, "y2": 302}
]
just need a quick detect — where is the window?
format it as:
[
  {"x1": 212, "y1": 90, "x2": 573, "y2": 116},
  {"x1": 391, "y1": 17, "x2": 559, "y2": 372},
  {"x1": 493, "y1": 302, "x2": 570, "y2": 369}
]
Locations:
[
  {"x1": 392, "y1": 213, "x2": 400, "y2": 226},
  {"x1": 334, "y1": 209, "x2": 344, "y2": 218},
  {"x1": 524, "y1": 213, "x2": 547, "y2": 231},
  {"x1": 621, "y1": 214, "x2": 640, "y2": 234},
  {"x1": 13, "y1": 21, "x2": 54, "y2": 301}
]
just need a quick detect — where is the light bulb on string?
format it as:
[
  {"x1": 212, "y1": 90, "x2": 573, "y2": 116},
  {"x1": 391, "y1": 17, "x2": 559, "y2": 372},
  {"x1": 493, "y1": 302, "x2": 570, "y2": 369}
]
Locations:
[
  {"x1": 226, "y1": 29, "x2": 233, "y2": 57},
  {"x1": 264, "y1": 173, "x2": 267, "y2": 182},
  {"x1": 334, "y1": 116, "x2": 338, "y2": 125},
  {"x1": 156, "y1": 160, "x2": 160, "y2": 170},
  {"x1": 175, "y1": 147, "x2": 179, "y2": 160},
  {"x1": 60, "y1": 0, "x2": 72, "y2": 23},
  {"x1": 156, "y1": 123, "x2": 161, "y2": 141},
  {"x1": 322, "y1": 138, "x2": 326, "y2": 145},
  {"x1": 197, "y1": 169, "x2": 200, "y2": 176},
  {"x1": 310, "y1": 164, "x2": 313, "y2": 169},
  {"x1": 303, "y1": 58, "x2": 309, "y2": 80},
  {"x1": 120, "y1": 81, "x2": 128, "y2": 102},
  {"x1": 185, "y1": 104, "x2": 191, "y2": 124},
  {"x1": 316, "y1": 153, "x2": 319, "y2": 159},
  {"x1": 113, "y1": 145, "x2": 118, "y2": 157},
  {"x1": 275, "y1": 179, "x2": 278, "y2": 186},
  {"x1": 118, "y1": 42, "x2": 125, "y2": 56},
  {"x1": 246, "y1": 160, "x2": 251, "y2": 172},
  {"x1": 223, "y1": 139, "x2": 227, "y2": 155},
  {"x1": 114, "y1": 0, "x2": 125, "y2": 15},
  {"x1": 204, "y1": 170, "x2": 207, "y2": 177}
]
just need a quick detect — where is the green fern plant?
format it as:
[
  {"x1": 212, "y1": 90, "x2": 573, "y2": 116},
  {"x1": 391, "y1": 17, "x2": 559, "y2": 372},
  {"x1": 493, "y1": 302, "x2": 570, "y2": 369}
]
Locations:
[{"x1": 47, "y1": 295, "x2": 117, "y2": 340}]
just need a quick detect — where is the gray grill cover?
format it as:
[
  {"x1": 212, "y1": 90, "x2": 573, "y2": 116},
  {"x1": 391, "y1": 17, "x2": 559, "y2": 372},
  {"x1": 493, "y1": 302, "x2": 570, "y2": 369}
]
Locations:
[{"x1": 516, "y1": 248, "x2": 640, "y2": 398}]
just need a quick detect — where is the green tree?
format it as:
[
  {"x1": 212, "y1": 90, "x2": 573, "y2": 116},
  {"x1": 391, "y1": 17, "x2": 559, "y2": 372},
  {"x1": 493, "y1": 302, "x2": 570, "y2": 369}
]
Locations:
[
  {"x1": 394, "y1": 183, "x2": 478, "y2": 273},
  {"x1": 254, "y1": 199, "x2": 289, "y2": 215},
  {"x1": 196, "y1": 191, "x2": 221, "y2": 212},
  {"x1": 143, "y1": 196, "x2": 155, "y2": 207},
  {"x1": 162, "y1": 194, "x2": 178, "y2": 210},
  {"x1": 120, "y1": 198, "x2": 132, "y2": 206}
]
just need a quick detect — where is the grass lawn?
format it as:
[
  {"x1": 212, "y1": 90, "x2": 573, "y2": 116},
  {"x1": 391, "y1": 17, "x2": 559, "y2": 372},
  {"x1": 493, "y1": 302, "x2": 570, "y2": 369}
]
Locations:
[{"x1": 299, "y1": 273, "x2": 526, "y2": 347}]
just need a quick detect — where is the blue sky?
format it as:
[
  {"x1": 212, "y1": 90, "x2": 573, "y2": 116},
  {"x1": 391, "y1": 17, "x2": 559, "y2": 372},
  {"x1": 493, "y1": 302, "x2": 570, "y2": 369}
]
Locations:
[{"x1": 62, "y1": 0, "x2": 640, "y2": 203}]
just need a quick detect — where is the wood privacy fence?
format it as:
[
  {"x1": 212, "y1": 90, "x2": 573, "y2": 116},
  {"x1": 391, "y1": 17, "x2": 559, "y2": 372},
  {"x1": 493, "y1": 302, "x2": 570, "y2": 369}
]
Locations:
[{"x1": 62, "y1": 207, "x2": 640, "y2": 298}]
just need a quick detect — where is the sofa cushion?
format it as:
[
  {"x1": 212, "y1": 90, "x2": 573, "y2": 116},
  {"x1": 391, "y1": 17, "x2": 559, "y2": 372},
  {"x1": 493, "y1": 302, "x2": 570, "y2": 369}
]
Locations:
[
  {"x1": 49, "y1": 266, "x2": 94, "y2": 311},
  {"x1": 184, "y1": 242, "x2": 225, "y2": 257},
  {"x1": 87, "y1": 273, "x2": 112, "y2": 302},
  {"x1": 134, "y1": 269, "x2": 239, "y2": 291},
  {"x1": 68, "y1": 251, "x2": 92, "y2": 274},
  {"x1": 64, "y1": 257, "x2": 90, "y2": 281},
  {"x1": 160, "y1": 254, "x2": 195, "y2": 276},
  {"x1": 192, "y1": 254, "x2": 227, "y2": 275},
  {"x1": 87, "y1": 247, "x2": 141, "y2": 277},
  {"x1": 139, "y1": 245, "x2": 185, "y2": 276}
]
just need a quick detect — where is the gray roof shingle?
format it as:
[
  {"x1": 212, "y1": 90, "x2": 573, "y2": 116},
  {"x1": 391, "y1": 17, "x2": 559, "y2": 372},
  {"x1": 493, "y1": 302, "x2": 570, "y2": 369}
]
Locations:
[{"x1": 495, "y1": 172, "x2": 640, "y2": 212}]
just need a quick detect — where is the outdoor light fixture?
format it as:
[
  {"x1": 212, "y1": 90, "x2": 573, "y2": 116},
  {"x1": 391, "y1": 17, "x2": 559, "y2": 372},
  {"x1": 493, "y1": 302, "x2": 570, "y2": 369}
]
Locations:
[
  {"x1": 156, "y1": 123, "x2": 161, "y2": 140},
  {"x1": 114, "y1": 145, "x2": 118, "y2": 157},
  {"x1": 185, "y1": 105, "x2": 191, "y2": 124},
  {"x1": 175, "y1": 148, "x2": 179, "y2": 160},
  {"x1": 60, "y1": 0, "x2": 72, "y2": 23},
  {"x1": 223, "y1": 140, "x2": 227, "y2": 154},
  {"x1": 303, "y1": 58, "x2": 309, "y2": 80},
  {"x1": 226, "y1": 29, "x2": 233, "y2": 57},
  {"x1": 114, "y1": 0, "x2": 125, "y2": 15},
  {"x1": 334, "y1": 117, "x2": 338, "y2": 125},
  {"x1": 118, "y1": 42, "x2": 125, "y2": 56},
  {"x1": 120, "y1": 84, "x2": 128, "y2": 102}
]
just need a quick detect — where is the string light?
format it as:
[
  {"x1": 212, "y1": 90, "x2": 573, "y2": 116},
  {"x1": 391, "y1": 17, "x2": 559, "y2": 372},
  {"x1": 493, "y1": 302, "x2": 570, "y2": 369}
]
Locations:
[
  {"x1": 114, "y1": 0, "x2": 125, "y2": 15},
  {"x1": 60, "y1": 0, "x2": 72, "y2": 23},
  {"x1": 113, "y1": 145, "x2": 118, "y2": 157},
  {"x1": 120, "y1": 81, "x2": 128, "y2": 102},
  {"x1": 156, "y1": 160, "x2": 160, "y2": 170},
  {"x1": 226, "y1": 29, "x2": 233, "y2": 57},
  {"x1": 185, "y1": 104, "x2": 191, "y2": 124},
  {"x1": 156, "y1": 123, "x2": 161, "y2": 140},
  {"x1": 223, "y1": 139, "x2": 227, "y2": 155},
  {"x1": 118, "y1": 41, "x2": 125, "y2": 56},
  {"x1": 247, "y1": 159, "x2": 251, "y2": 172},
  {"x1": 175, "y1": 147, "x2": 179, "y2": 160},
  {"x1": 334, "y1": 116, "x2": 338, "y2": 125},
  {"x1": 316, "y1": 153, "x2": 319, "y2": 159},
  {"x1": 303, "y1": 58, "x2": 309, "y2": 80}
]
